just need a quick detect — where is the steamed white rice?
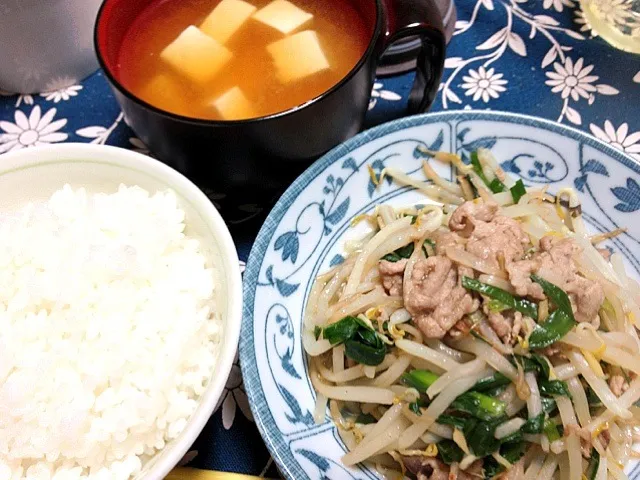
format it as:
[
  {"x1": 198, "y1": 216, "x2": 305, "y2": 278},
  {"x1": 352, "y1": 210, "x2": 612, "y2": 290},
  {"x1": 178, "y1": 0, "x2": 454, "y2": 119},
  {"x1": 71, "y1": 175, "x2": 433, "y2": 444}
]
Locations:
[{"x1": 0, "y1": 185, "x2": 222, "y2": 480}]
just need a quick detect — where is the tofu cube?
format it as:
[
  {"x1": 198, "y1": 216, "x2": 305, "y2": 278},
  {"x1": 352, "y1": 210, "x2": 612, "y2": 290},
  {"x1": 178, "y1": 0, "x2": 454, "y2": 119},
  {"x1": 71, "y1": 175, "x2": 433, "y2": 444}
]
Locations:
[
  {"x1": 160, "y1": 26, "x2": 232, "y2": 83},
  {"x1": 200, "y1": 0, "x2": 257, "y2": 44},
  {"x1": 212, "y1": 86, "x2": 256, "y2": 120},
  {"x1": 252, "y1": 0, "x2": 313, "y2": 34},
  {"x1": 266, "y1": 30, "x2": 329, "y2": 83},
  {"x1": 139, "y1": 74, "x2": 186, "y2": 110}
]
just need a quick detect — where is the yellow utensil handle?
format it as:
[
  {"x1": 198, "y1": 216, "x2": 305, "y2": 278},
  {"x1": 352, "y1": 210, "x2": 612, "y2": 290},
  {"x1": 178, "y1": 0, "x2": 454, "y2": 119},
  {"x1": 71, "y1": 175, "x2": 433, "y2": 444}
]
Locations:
[{"x1": 166, "y1": 467, "x2": 272, "y2": 480}]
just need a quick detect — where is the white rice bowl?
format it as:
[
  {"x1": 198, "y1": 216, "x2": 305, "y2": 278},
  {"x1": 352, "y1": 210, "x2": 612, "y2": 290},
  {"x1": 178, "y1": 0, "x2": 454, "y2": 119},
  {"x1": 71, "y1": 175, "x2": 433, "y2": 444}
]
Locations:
[{"x1": 0, "y1": 145, "x2": 242, "y2": 480}]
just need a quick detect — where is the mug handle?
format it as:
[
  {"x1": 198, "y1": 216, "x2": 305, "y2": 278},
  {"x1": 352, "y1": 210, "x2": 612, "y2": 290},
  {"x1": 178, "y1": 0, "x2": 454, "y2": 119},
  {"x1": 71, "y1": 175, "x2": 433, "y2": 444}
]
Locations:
[{"x1": 382, "y1": 0, "x2": 446, "y2": 113}]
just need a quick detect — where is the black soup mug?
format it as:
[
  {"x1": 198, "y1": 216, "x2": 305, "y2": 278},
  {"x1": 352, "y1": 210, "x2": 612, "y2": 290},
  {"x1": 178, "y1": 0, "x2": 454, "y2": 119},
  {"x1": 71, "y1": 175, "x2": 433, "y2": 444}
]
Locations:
[{"x1": 95, "y1": 0, "x2": 446, "y2": 191}]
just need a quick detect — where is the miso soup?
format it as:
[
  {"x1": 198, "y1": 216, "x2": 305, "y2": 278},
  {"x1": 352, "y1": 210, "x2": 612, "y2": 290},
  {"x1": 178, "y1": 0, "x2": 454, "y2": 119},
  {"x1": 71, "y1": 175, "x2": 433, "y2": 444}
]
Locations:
[{"x1": 117, "y1": 0, "x2": 370, "y2": 120}]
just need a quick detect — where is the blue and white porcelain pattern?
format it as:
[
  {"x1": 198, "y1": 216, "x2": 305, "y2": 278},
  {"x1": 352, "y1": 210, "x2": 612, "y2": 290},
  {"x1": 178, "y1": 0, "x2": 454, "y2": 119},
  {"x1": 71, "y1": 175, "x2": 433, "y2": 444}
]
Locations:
[{"x1": 241, "y1": 110, "x2": 640, "y2": 480}]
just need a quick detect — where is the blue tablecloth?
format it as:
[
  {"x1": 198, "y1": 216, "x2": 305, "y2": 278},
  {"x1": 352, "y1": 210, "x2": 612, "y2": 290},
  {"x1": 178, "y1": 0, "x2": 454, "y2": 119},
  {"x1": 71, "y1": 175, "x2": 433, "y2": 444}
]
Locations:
[{"x1": 1, "y1": 1, "x2": 639, "y2": 477}]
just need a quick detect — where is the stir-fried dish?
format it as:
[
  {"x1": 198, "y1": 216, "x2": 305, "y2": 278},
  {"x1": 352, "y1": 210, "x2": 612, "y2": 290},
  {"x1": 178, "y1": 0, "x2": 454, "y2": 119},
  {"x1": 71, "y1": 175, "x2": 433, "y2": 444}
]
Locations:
[{"x1": 303, "y1": 148, "x2": 640, "y2": 480}]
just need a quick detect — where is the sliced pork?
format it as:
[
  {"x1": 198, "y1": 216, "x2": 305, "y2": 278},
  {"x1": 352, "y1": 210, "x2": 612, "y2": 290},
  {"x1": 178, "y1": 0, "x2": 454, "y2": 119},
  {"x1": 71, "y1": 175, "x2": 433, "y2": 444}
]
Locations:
[
  {"x1": 404, "y1": 256, "x2": 479, "y2": 339},
  {"x1": 379, "y1": 258, "x2": 407, "y2": 296}
]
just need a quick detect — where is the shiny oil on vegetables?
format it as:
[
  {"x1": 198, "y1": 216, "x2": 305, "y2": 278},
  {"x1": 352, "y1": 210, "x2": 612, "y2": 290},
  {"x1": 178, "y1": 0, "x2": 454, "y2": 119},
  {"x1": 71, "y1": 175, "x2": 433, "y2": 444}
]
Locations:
[{"x1": 303, "y1": 148, "x2": 640, "y2": 480}]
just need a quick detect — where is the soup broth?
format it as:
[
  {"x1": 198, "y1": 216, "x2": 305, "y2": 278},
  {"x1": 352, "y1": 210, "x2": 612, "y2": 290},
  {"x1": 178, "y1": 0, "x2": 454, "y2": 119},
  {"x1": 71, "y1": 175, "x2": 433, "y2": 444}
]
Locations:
[{"x1": 117, "y1": 0, "x2": 370, "y2": 120}]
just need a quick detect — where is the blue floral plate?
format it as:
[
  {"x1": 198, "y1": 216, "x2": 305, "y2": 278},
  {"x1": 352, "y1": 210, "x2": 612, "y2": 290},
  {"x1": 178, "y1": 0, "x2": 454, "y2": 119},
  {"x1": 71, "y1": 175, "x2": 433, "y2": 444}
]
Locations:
[{"x1": 240, "y1": 111, "x2": 640, "y2": 479}]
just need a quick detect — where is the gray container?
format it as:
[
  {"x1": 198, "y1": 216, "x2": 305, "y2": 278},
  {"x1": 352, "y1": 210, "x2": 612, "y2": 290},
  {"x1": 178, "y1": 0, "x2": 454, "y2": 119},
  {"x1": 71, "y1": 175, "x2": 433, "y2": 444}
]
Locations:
[{"x1": 0, "y1": 0, "x2": 103, "y2": 94}]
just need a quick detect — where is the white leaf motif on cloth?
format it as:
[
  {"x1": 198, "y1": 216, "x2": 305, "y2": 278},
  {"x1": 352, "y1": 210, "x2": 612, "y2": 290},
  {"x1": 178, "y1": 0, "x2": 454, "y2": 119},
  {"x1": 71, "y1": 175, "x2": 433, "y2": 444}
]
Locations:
[
  {"x1": 0, "y1": 106, "x2": 67, "y2": 153},
  {"x1": 476, "y1": 28, "x2": 508, "y2": 50},
  {"x1": 369, "y1": 82, "x2": 401, "y2": 110},
  {"x1": 542, "y1": 47, "x2": 559, "y2": 68},
  {"x1": 76, "y1": 126, "x2": 108, "y2": 139},
  {"x1": 481, "y1": 0, "x2": 495, "y2": 10},
  {"x1": 507, "y1": 32, "x2": 527, "y2": 56},
  {"x1": 445, "y1": 88, "x2": 463, "y2": 104},
  {"x1": 445, "y1": 57, "x2": 464, "y2": 68},
  {"x1": 75, "y1": 113, "x2": 124, "y2": 145},
  {"x1": 595, "y1": 84, "x2": 619, "y2": 95},
  {"x1": 565, "y1": 106, "x2": 582, "y2": 125},
  {"x1": 564, "y1": 29, "x2": 586, "y2": 40},
  {"x1": 534, "y1": 14, "x2": 560, "y2": 26}
]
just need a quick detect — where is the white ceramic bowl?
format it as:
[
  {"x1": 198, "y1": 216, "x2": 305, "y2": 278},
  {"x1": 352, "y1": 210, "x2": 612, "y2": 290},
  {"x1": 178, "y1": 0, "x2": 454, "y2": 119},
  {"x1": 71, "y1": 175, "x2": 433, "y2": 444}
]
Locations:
[{"x1": 0, "y1": 143, "x2": 243, "y2": 479}]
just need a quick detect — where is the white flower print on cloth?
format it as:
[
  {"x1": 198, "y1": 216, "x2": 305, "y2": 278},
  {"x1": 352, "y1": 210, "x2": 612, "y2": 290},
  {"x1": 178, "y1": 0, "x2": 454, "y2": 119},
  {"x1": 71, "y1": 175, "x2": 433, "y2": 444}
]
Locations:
[
  {"x1": 440, "y1": 0, "x2": 585, "y2": 109},
  {"x1": 368, "y1": 82, "x2": 401, "y2": 110},
  {"x1": 0, "y1": 90, "x2": 34, "y2": 108},
  {"x1": 545, "y1": 57, "x2": 618, "y2": 125},
  {"x1": 634, "y1": 71, "x2": 640, "y2": 83},
  {"x1": 545, "y1": 57, "x2": 598, "y2": 100},
  {"x1": 0, "y1": 106, "x2": 67, "y2": 153},
  {"x1": 590, "y1": 121, "x2": 640, "y2": 161},
  {"x1": 543, "y1": 0, "x2": 574, "y2": 12},
  {"x1": 461, "y1": 67, "x2": 507, "y2": 102},
  {"x1": 215, "y1": 352, "x2": 253, "y2": 430},
  {"x1": 40, "y1": 85, "x2": 82, "y2": 103}
]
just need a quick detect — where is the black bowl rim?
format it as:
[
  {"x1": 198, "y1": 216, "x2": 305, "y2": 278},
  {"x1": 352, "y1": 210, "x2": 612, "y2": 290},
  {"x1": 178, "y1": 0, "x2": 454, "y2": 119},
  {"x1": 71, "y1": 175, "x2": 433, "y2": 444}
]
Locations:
[{"x1": 93, "y1": 0, "x2": 384, "y2": 126}]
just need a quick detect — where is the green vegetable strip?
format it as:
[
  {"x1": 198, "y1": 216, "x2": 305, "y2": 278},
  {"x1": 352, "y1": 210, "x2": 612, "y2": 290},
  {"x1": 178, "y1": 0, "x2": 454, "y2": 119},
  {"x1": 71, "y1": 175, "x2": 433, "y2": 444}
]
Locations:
[
  {"x1": 401, "y1": 370, "x2": 439, "y2": 392},
  {"x1": 403, "y1": 370, "x2": 506, "y2": 420},
  {"x1": 543, "y1": 419, "x2": 561, "y2": 441},
  {"x1": 319, "y1": 316, "x2": 387, "y2": 366},
  {"x1": 499, "y1": 430, "x2": 524, "y2": 445},
  {"x1": 437, "y1": 440, "x2": 464, "y2": 465},
  {"x1": 487, "y1": 299, "x2": 510, "y2": 312},
  {"x1": 437, "y1": 414, "x2": 468, "y2": 430},
  {"x1": 531, "y1": 274, "x2": 575, "y2": 319},
  {"x1": 539, "y1": 379, "x2": 572, "y2": 398},
  {"x1": 382, "y1": 242, "x2": 415, "y2": 262},
  {"x1": 322, "y1": 316, "x2": 361, "y2": 345},
  {"x1": 464, "y1": 418, "x2": 502, "y2": 457},
  {"x1": 355, "y1": 413, "x2": 377, "y2": 425},
  {"x1": 451, "y1": 391, "x2": 507, "y2": 421},
  {"x1": 588, "y1": 451, "x2": 600, "y2": 480},
  {"x1": 472, "y1": 372, "x2": 511, "y2": 392},
  {"x1": 531, "y1": 354, "x2": 552, "y2": 380},
  {"x1": 541, "y1": 396, "x2": 557, "y2": 414},
  {"x1": 529, "y1": 274, "x2": 576, "y2": 351},
  {"x1": 462, "y1": 277, "x2": 538, "y2": 319},
  {"x1": 470, "y1": 151, "x2": 506, "y2": 193},
  {"x1": 528, "y1": 309, "x2": 575, "y2": 349},
  {"x1": 510, "y1": 179, "x2": 527, "y2": 204},
  {"x1": 512, "y1": 354, "x2": 551, "y2": 380},
  {"x1": 521, "y1": 412, "x2": 545, "y2": 434},
  {"x1": 344, "y1": 337, "x2": 386, "y2": 366},
  {"x1": 500, "y1": 441, "x2": 527, "y2": 464},
  {"x1": 482, "y1": 457, "x2": 503, "y2": 478}
]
